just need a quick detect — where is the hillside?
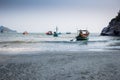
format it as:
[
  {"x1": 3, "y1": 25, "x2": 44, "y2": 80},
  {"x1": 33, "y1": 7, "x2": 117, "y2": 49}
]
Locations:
[{"x1": 0, "y1": 26, "x2": 17, "y2": 33}]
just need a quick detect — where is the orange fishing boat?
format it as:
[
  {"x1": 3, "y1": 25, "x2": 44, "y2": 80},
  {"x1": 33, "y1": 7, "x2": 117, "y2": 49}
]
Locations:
[{"x1": 76, "y1": 30, "x2": 89, "y2": 41}]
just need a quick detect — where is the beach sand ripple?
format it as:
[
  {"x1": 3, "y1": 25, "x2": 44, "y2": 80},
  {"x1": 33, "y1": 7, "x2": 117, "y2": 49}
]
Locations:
[{"x1": 0, "y1": 51, "x2": 120, "y2": 80}]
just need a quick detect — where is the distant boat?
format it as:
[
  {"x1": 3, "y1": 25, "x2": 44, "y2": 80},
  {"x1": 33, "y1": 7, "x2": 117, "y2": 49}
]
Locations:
[
  {"x1": 76, "y1": 30, "x2": 89, "y2": 41},
  {"x1": 46, "y1": 31, "x2": 53, "y2": 35},
  {"x1": 53, "y1": 27, "x2": 58, "y2": 37},
  {"x1": 23, "y1": 31, "x2": 29, "y2": 35},
  {"x1": 66, "y1": 32, "x2": 71, "y2": 34},
  {"x1": 53, "y1": 32, "x2": 58, "y2": 37}
]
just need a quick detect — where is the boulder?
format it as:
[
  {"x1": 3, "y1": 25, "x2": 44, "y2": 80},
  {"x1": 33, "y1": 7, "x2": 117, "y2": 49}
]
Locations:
[{"x1": 101, "y1": 11, "x2": 120, "y2": 36}]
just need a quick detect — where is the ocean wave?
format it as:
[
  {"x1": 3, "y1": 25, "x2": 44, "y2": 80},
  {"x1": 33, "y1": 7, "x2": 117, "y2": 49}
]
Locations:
[
  {"x1": 0, "y1": 39, "x2": 119, "y2": 44},
  {"x1": 0, "y1": 40, "x2": 42, "y2": 44},
  {"x1": 0, "y1": 40, "x2": 86, "y2": 44},
  {"x1": 0, "y1": 47, "x2": 41, "y2": 52}
]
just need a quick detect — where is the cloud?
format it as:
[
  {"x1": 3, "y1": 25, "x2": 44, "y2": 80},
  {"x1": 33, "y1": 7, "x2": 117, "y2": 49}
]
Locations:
[{"x1": 0, "y1": 0, "x2": 119, "y2": 10}]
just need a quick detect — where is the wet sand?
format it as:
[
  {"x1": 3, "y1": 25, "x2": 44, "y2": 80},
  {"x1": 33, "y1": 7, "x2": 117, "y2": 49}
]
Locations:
[{"x1": 0, "y1": 51, "x2": 120, "y2": 80}]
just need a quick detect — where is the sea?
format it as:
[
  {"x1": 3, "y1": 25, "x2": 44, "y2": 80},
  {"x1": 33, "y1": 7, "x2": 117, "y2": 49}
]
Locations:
[
  {"x1": 0, "y1": 33, "x2": 120, "y2": 54},
  {"x1": 1, "y1": 33, "x2": 120, "y2": 80}
]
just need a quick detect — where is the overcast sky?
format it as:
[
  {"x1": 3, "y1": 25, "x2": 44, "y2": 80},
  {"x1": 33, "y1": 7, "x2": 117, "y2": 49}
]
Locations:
[{"x1": 0, "y1": 0, "x2": 120, "y2": 33}]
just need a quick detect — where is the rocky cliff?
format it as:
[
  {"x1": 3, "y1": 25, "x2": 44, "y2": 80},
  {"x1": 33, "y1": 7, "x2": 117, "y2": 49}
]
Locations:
[
  {"x1": 0, "y1": 26, "x2": 17, "y2": 33},
  {"x1": 101, "y1": 11, "x2": 120, "y2": 36}
]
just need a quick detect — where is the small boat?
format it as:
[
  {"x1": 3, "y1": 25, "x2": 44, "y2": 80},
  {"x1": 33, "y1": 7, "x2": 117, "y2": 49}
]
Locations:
[
  {"x1": 53, "y1": 32, "x2": 58, "y2": 37},
  {"x1": 76, "y1": 30, "x2": 89, "y2": 41},
  {"x1": 46, "y1": 31, "x2": 53, "y2": 35},
  {"x1": 53, "y1": 26, "x2": 59, "y2": 37},
  {"x1": 66, "y1": 32, "x2": 71, "y2": 34},
  {"x1": 23, "y1": 31, "x2": 29, "y2": 35}
]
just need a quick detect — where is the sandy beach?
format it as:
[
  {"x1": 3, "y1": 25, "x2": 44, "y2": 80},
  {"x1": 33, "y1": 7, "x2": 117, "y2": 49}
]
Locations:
[{"x1": 0, "y1": 50, "x2": 120, "y2": 80}]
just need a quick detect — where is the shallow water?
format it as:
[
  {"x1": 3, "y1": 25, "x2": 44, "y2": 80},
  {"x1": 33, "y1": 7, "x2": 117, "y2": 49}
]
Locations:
[{"x1": 0, "y1": 33, "x2": 120, "y2": 53}]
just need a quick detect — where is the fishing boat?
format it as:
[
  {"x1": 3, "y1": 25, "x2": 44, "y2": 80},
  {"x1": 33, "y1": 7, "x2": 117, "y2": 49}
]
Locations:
[
  {"x1": 53, "y1": 32, "x2": 58, "y2": 37},
  {"x1": 66, "y1": 32, "x2": 71, "y2": 34},
  {"x1": 23, "y1": 31, "x2": 29, "y2": 35},
  {"x1": 53, "y1": 27, "x2": 58, "y2": 37},
  {"x1": 46, "y1": 31, "x2": 53, "y2": 35},
  {"x1": 76, "y1": 30, "x2": 89, "y2": 41}
]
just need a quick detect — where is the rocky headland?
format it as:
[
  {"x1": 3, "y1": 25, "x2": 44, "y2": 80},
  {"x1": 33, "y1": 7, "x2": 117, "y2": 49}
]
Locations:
[
  {"x1": 0, "y1": 26, "x2": 17, "y2": 33},
  {"x1": 101, "y1": 11, "x2": 120, "y2": 36}
]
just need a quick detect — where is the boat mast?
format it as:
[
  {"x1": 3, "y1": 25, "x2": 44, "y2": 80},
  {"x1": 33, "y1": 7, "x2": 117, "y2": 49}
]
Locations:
[{"x1": 56, "y1": 26, "x2": 58, "y2": 33}]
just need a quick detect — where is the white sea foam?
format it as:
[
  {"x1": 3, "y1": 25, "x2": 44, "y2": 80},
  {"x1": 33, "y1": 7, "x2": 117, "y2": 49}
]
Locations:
[
  {"x1": 0, "y1": 33, "x2": 120, "y2": 54},
  {"x1": 0, "y1": 47, "x2": 40, "y2": 53}
]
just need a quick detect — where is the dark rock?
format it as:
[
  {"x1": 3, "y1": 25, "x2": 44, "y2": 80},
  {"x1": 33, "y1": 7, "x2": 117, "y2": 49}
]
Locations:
[
  {"x1": 0, "y1": 26, "x2": 17, "y2": 33},
  {"x1": 101, "y1": 11, "x2": 120, "y2": 36}
]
